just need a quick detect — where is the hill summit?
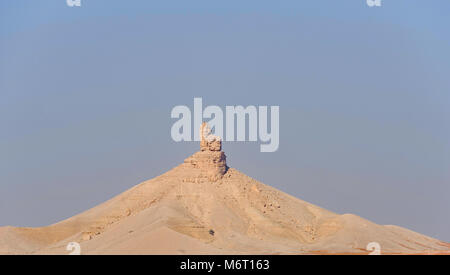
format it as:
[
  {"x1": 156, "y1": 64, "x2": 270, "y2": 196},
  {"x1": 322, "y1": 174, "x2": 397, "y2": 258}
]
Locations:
[{"x1": 1, "y1": 123, "x2": 449, "y2": 255}]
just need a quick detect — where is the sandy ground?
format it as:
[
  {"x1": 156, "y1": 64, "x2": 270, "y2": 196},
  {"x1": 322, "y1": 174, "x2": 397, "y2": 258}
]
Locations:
[{"x1": 1, "y1": 153, "x2": 449, "y2": 255}]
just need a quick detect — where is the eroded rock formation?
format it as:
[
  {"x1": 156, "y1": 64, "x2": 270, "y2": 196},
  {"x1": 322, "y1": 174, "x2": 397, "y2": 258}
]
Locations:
[
  {"x1": 183, "y1": 122, "x2": 227, "y2": 182},
  {"x1": 200, "y1": 122, "x2": 221, "y2": 151}
]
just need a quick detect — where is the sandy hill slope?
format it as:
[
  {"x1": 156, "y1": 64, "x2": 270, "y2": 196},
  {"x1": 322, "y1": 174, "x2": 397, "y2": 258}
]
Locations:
[{"x1": 1, "y1": 125, "x2": 449, "y2": 255}]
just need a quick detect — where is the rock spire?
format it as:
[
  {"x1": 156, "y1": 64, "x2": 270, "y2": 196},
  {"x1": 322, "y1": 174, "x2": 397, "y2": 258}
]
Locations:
[{"x1": 183, "y1": 122, "x2": 227, "y2": 182}]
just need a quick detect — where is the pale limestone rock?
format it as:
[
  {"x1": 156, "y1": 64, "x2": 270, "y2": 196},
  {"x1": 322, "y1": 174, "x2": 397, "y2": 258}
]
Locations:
[
  {"x1": 82, "y1": 232, "x2": 92, "y2": 241},
  {"x1": 200, "y1": 122, "x2": 221, "y2": 151},
  {"x1": 183, "y1": 122, "x2": 227, "y2": 182}
]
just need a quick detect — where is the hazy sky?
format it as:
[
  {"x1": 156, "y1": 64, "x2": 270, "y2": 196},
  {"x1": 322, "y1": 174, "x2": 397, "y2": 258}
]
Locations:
[{"x1": 1, "y1": 1, "x2": 449, "y2": 241}]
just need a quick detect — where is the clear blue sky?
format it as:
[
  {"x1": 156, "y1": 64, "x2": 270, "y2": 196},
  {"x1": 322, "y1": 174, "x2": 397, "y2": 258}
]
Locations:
[{"x1": 1, "y1": 1, "x2": 449, "y2": 241}]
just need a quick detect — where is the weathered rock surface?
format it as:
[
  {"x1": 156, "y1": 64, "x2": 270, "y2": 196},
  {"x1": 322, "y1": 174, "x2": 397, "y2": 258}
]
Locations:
[
  {"x1": 183, "y1": 151, "x2": 227, "y2": 182},
  {"x1": 183, "y1": 122, "x2": 227, "y2": 182},
  {"x1": 1, "y1": 122, "x2": 449, "y2": 255},
  {"x1": 200, "y1": 122, "x2": 221, "y2": 152}
]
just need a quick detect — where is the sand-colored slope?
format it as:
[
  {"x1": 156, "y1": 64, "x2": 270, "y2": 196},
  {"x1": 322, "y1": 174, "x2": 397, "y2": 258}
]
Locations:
[
  {"x1": 1, "y1": 162, "x2": 449, "y2": 255},
  {"x1": 2, "y1": 129, "x2": 449, "y2": 255}
]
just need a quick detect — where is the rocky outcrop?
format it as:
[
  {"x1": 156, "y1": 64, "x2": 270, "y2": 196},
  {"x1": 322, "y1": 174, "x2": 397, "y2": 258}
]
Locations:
[
  {"x1": 200, "y1": 122, "x2": 221, "y2": 151},
  {"x1": 2, "y1": 119, "x2": 450, "y2": 255},
  {"x1": 183, "y1": 122, "x2": 227, "y2": 182}
]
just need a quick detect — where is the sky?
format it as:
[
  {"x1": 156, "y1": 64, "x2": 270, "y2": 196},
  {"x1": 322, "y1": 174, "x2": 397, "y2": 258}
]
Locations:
[{"x1": 1, "y1": 0, "x2": 449, "y2": 242}]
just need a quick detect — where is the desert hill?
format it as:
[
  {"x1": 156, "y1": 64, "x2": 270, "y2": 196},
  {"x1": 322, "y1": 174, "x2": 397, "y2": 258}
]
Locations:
[{"x1": 1, "y1": 124, "x2": 449, "y2": 255}]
